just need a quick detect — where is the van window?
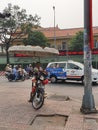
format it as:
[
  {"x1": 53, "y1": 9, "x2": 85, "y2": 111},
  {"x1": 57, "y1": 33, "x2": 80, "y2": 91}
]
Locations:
[
  {"x1": 49, "y1": 63, "x2": 56, "y2": 68},
  {"x1": 67, "y1": 63, "x2": 81, "y2": 70},
  {"x1": 59, "y1": 63, "x2": 66, "y2": 68}
]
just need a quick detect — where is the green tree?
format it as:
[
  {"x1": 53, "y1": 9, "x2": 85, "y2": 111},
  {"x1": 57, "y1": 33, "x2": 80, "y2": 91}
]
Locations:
[
  {"x1": 23, "y1": 31, "x2": 49, "y2": 47},
  {"x1": 69, "y1": 31, "x2": 83, "y2": 51},
  {"x1": 0, "y1": 3, "x2": 40, "y2": 63}
]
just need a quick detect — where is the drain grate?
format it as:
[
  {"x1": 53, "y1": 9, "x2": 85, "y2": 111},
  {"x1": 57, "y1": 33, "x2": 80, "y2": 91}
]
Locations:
[
  {"x1": 48, "y1": 94, "x2": 70, "y2": 101},
  {"x1": 30, "y1": 114, "x2": 68, "y2": 128}
]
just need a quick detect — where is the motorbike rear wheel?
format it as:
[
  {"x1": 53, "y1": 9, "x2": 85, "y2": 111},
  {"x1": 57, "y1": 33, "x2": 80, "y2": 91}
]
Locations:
[{"x1": 32, "y1": 88, "x2": 44, "y2": 110}]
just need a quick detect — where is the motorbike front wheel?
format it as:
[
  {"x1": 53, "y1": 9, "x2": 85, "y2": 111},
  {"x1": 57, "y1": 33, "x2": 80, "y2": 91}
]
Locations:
[{"x1": 32, "y1": 88, "x2": 44, "y2": 110}]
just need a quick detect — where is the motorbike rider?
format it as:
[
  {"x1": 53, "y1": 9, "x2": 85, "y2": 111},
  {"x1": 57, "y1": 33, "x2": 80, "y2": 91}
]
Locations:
[
  {"x1": 5, "y1": 64, "x2": 12, "y2": 73},
  {"x1": 18, "y1": 65, "x2": 24, "y2": 78},
  {"x1": 33, "y1": 62, "x2": 43, "y2": 73},
  {"x1": 12, "y1": 65, "x2": 19, "y2": 81}
]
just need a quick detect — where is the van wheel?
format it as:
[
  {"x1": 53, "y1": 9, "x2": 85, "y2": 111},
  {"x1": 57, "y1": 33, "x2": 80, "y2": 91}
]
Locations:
[{"x1": 50, "y1": 76, "x2": 57, "y2": 83}]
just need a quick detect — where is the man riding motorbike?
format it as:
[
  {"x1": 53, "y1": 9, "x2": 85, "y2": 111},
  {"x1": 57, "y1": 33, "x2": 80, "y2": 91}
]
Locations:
[{"x1": 7, "y1": 65, "x2": 25, "y2": 81}]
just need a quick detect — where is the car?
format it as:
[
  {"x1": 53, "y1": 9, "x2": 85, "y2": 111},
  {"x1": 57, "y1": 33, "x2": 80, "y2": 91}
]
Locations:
[{"x1": 46, "y1": 60, "x2": 98, "y2": 84}]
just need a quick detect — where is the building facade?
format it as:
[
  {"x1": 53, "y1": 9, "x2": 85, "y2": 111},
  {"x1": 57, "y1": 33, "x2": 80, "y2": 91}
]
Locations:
[
  {"x1": 39, "y1": 26, "x2": 98, "y2": 50},
  {"x1": 1, "y1": 26, "x2": 98, "y2": 67}
]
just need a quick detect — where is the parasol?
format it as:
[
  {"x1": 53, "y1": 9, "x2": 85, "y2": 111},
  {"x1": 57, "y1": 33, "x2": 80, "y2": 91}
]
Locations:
[{"x1": 8, "y1": 45, "x2": 59, "y2": 57}]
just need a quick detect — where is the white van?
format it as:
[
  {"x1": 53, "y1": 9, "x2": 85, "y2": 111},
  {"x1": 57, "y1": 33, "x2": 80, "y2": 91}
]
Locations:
[{"x1": 46, "y1": 60, "x2": 98, "y2": 84}]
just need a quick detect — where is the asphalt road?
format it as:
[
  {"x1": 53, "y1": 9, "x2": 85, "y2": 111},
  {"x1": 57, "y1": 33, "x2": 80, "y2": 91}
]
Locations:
[
  {"x1": 1, "y1": 76, "x2": 98, "y2": 106},
  {"x1": 0, "y1": 76, "x2": 78, "y2": 130}
]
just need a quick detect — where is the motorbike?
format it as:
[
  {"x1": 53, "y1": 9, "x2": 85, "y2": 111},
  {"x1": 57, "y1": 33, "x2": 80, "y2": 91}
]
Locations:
[
  {"x1": 5, "y1": 71, "x2": 10, "y2": 78},
  {"x1": 5, "y1": 71, "x2": 25, "y2": 81},
  {"x1": 30, "y1": 71, "x2": 48, "y2": 110}
]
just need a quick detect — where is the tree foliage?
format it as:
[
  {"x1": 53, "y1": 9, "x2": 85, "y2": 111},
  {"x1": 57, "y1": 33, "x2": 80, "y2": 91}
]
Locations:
[
  {"x1": 0, "y1": 3, "x2": 41, "y2": 49},
  {"x1": 69, "y1": 31, "x2": 83, "y2": 51},
  {"x1": 23, "y1": 31, "x2": 49, "y2": 47}
]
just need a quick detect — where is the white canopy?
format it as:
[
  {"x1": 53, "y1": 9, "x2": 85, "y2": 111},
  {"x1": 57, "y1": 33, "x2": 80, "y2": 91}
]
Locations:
[{"x1": 8, "y1": 45, "x2": 59, "y2": 57}]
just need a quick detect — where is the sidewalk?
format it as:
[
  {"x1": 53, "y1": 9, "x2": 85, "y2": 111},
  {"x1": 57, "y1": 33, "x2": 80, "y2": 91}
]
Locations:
[
  {"x1": 0, "y1": 94, "x2": 98, "y2": 130},
  {"x1": 29, "y1": 97, "x2": 98, "y2": 130}
]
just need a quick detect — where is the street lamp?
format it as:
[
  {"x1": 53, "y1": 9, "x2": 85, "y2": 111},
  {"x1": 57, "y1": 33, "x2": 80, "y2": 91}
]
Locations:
[
  {"x1": 53, "y1": 6, "x2": 56, "y2": 48},
  {"x1": 80, "y1": 0, "x2": 97, "y2": 114}
]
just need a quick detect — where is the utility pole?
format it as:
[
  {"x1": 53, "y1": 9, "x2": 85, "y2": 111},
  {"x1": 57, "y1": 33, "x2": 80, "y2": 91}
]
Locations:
[
  {"x1": 80, "y1": 0, "x2": 97, "y2": 114},
  {"x1": 53, "y1": 6, "x2": 56, "y2": 48}
]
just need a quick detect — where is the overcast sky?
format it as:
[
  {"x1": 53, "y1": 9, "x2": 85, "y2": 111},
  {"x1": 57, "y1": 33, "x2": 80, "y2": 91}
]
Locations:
[{"x1": 0, "y1": 0, "x2": 98, "y2": 29}]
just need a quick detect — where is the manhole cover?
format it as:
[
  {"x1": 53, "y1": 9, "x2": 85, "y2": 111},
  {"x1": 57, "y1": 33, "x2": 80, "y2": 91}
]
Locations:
[
  {"x1": 31, "y1": 114, "x2": 68, "y2": 128},
  {"x1": 48, "y1": 94, "x2": 70, "y2": 101}
]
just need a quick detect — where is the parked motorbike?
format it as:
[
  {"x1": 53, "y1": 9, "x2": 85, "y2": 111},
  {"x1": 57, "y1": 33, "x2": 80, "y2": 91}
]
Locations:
[
  {"x1": 5, "y1": 71, "x2": 25, "y2": 81},
  {"x1": 30, "y1": 71, "x2": 48, "y2": 110}
]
